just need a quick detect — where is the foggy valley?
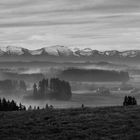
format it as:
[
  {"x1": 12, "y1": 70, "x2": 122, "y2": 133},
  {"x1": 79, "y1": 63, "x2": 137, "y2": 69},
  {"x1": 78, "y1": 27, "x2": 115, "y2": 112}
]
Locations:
[{"x1": 0, "y1": 57, "x2": 139, "y2": 109}]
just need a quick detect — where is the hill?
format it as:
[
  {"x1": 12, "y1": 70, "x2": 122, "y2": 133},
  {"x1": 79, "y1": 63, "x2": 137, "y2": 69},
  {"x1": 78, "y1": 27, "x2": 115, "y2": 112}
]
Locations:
[
  {"x1": 59, "y1": 68, "x2": 129, "y2": 82},
  {"x1": 0, "y1": 106, "x2": 140, "y2": 140}
]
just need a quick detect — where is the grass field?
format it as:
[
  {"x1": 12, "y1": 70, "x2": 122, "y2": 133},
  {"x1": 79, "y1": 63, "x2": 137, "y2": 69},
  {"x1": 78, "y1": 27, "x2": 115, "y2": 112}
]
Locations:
[{"x1": 0, "y1": 106, "x2": 140, "y2": 140}]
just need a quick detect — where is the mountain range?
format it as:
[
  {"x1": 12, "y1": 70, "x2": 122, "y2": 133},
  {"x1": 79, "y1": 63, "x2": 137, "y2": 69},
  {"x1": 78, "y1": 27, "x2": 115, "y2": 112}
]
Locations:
[
  {"x1": 0, "y1": 45, "x2": 140, "y2": 57},
  {"x1": 0, "y1": 45, "x2": 140, "y2": 63}
]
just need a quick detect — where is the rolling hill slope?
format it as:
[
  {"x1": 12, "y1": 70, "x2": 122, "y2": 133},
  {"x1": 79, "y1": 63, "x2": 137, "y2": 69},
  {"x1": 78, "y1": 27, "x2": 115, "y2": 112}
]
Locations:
[{"x1": 0, "y1": 106, "x2": 140, "y2": 140}]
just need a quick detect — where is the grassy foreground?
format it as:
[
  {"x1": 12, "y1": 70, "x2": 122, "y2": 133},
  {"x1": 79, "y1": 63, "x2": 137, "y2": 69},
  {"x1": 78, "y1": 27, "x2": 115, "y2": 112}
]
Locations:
[{"x1": 0, "y1": 106, "x2": 140, "y2": 140}]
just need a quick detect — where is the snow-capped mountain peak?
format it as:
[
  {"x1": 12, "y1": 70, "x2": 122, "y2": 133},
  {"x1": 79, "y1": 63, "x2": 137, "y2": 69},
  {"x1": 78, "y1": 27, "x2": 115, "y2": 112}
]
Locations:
[
  {"x1": 0, "y1": 46, "x2": 24, "y2": 55},
  {"x1": 29, "y1": 49, "x2": 43, "y2": 55},
  {"x1": 120, "y1": 50, "x2": 140, "y2": 57},
  {"x1": 6, "y1": 46, "x2": 24, "y2": 55},
  {"x1": 79, "y1": 48, "x2": 93, "y2": 56},
  {"x1": 104, "y1": 50, "x2": 119, "y2": 56},
  {"x1": 72, "y1": 47, "x2": 93, "y2": 56},
  {"x1": 42, "y1": 45, "x2": 73, "y2": 56},
  {"x1": 0, "y1": 45, "x2": 140, "y2": 58}
]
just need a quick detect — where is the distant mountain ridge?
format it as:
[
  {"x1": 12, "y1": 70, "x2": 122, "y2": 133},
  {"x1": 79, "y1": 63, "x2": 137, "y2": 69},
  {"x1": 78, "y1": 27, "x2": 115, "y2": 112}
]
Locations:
[
  {"x1": 0, "y1": 45, "x2": 140, "y2": 58},
  {"x1": 0, "y1": 45, "x2": 140, "y2": 63}
]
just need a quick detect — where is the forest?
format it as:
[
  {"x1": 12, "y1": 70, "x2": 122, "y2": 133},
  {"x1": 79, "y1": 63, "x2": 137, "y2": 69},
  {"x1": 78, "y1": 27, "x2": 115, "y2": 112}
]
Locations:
[
  {"x1": 60, "y1": 68, "x2": 130, "y2": 82},
  {"x1": 0, "y1": 98, "x2": 26, "y2": 111},
  {"x1": 33, "y1": 78, "x2": 72, "y2": 100}
]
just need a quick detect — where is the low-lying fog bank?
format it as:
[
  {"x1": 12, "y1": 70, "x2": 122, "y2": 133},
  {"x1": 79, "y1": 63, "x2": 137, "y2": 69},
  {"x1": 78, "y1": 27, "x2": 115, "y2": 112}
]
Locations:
[{"x1": 0, "y1": 61, "x2": 139, "y2": 109}]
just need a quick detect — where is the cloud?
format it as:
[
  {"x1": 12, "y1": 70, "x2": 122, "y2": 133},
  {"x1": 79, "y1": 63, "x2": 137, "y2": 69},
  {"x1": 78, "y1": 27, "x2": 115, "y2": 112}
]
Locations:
[{"x1": 0, "y1": 0, "x2": 140, "y2": 50}]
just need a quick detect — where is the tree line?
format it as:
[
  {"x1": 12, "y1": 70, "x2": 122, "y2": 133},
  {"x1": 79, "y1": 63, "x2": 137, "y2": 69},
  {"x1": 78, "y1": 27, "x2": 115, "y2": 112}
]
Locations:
[
  {"x1": 0, "y1": 98, "x2": 26, "y2": 111},
  {"x1": 0, "y1": 98, "x2": 55, "y2": 111},
  {"x1": 0, "y1": 95, "x2": 138, "y2": 112},
  {"x1": 60, "y1": 68, "x2": 129, "y2": 82},
  {"x1": 33, "y1": 78, "x2": 72, "y2": 100},
  {"x1": 123, "y1": 96, "x2": 137, "y2": 106}
]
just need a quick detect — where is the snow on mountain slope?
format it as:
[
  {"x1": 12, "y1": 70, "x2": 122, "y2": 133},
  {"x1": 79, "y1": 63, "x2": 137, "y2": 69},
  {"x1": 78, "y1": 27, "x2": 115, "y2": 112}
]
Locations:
[
  {"x1": 43, "y1": 45, "x2": 73, "y2": 56},
  {"x1": 72, "y1": 48, "x2": 94, "y2": 56},
  {"x1": 104, "y1": 50, "x2": 119, "y2": 56},
  {"x1": 120, "y1": 50, "x2": 140, "y2": 57},
  {"x1": 0, "y1": 45, "x2": 140, "y2": 58},
  {"x1": 0, "y1": 46, "x2": 24, "y2": 55},
  {"x1": 79, "y1": 48, "x2": 93, "y2": 56},
  {"x1": 29, "y1": 49, "x2": 43, "y2": 55},
  {"x1": 6, "y1": 46, "x2": 24, "y2": 55},
  {"x1": 71, "y1": 48, "x2": 81, "y2": 56},
  {"x1": 0, "y1": 47, "x2": 6, "y2": 55}
]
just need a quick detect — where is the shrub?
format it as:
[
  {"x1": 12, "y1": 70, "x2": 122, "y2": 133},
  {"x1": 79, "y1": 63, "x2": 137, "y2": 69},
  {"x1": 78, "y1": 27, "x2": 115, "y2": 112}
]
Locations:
[{"x1": 123, "y1": 96, "x2": 137, "y2": 106}]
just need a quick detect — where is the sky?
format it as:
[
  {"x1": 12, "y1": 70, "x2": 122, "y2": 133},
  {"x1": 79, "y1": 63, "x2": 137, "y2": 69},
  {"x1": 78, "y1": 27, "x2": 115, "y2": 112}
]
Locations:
[{"x1": 0, "y1": 0, "x2": 140, "y2": 50}]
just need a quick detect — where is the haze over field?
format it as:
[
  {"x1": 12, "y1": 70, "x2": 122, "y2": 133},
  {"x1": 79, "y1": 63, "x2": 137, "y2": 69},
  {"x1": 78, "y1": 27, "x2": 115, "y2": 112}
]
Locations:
[{"x1": 0, "y1": 59, "x2": 138, "y2": 108}]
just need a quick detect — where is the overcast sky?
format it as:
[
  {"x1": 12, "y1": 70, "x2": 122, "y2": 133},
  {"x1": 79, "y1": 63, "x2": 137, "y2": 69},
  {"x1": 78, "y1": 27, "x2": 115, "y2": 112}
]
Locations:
[{"x1": 0, "y1": 0, "x2": 140, "y2": 50}]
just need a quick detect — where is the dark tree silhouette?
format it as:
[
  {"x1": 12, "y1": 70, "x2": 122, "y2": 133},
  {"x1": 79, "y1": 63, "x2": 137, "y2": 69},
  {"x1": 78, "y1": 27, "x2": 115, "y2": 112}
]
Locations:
[
  {"x1": 33, "y1": 83, "x2": 38, "y2": 97},
  {"x1": 19, "y1": 103, "x2": 26, "y2": 111},
  {"x1": 28, "y1": 105, "x2": 32, "y2": 110},
  {"x1": 50, "y1": 78, "x2": 72, "y2": 100},
  {"x1": 123, "y1": 96, "x2": 137, "y2": 106},
  {"x1": 0, "y1": 98, "x2": 26, "y2": 111}
]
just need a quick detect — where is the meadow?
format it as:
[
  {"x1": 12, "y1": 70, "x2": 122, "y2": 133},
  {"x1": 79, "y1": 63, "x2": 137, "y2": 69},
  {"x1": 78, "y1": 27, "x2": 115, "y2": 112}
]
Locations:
[{"x1": 0, "y1": 105, "x2": 140, "y2": 140}]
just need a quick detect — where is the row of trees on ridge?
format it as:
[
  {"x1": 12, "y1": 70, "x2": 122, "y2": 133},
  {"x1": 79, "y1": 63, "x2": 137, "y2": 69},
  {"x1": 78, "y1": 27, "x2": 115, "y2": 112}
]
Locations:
[{"x1": 0, "y1": 98, "x2": 26, "y2": 111}]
